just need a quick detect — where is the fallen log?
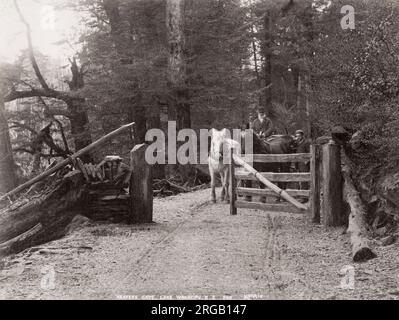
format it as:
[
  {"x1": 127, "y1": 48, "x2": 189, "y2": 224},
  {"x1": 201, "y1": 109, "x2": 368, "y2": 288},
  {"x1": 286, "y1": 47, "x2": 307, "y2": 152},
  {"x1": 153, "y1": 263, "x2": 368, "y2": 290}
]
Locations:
[
  {"x1": 0, "y1": 170, "x2": 87, "y2": 257},
  {"x1": 0, "y1": 223, "x2": 43, "y2": 257},
  {"x1": 342, "y1": 163, "x2": 377, "y2": 262}
]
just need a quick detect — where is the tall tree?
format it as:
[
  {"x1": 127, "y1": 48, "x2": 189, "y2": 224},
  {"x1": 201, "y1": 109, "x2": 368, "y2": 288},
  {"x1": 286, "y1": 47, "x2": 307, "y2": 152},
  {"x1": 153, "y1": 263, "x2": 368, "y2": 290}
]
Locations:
[
  {"x1": 166, "y1": 0, "x2": 190, "y2": 130},
  {"x1": 4, "y1": 0, "x2": 93, "y2": 162},
  {"x1": 0, "y1": 84, "x2": 17, "y2": 193}
]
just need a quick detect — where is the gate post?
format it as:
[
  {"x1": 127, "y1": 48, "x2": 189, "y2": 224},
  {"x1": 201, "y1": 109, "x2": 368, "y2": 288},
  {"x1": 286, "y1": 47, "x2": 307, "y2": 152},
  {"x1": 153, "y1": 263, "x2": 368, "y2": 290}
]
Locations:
[
  {"x1": 229, "y1": 148, "x2": 237, "y2": 215},
  {"x1": 129, "y1": 144, "x2": 153, "y2": 223},
  {"x1": 322, "y1": 141, "x2": 343, "y2": 227},
  {"x1": 310, "y1": 144, "x2": 321, "y2": 223}
]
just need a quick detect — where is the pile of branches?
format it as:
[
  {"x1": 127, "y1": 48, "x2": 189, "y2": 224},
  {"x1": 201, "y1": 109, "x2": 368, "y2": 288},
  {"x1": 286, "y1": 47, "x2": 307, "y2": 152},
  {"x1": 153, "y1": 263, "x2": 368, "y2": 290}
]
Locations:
[{"x1": 153, "y1": 167, "x2": 210, "y2": 197}]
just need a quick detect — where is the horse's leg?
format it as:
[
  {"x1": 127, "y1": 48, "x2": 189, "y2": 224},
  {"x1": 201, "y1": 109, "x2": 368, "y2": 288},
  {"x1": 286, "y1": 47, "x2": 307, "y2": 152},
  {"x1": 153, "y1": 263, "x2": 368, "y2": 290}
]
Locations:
[
  {"x1": 224, "y1": 167, "x2": 230, "y2": 203},
  {"x1": 220, "y1": 171, "x2": 226, "y2": 201},
  {"x1": 209, "y1": 164, "x2": 216, "y2": 203}
]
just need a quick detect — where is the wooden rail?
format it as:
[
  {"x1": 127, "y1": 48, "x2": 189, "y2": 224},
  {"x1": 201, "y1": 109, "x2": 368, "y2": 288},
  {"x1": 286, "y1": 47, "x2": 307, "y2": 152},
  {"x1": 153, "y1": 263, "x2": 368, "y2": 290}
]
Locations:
[
  {"x1": 235, "y1": 172, "x2": 310, "y2": 182},
  {"x1": 236, "y1": 201, "x2": 306, "y2": 214},
  {"x1": 237, "y1": 187, "x2": 310, "y2": 197},
  {"x1": 241, "y1": 153, "x2": 310, "y2": 163}
]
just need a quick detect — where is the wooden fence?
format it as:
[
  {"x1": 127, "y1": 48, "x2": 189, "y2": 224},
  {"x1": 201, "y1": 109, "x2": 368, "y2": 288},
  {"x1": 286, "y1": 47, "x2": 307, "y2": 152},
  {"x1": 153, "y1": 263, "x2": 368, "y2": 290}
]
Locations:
[{"x1": 229, "y1": 141, "x2": 343, "y2": 226}]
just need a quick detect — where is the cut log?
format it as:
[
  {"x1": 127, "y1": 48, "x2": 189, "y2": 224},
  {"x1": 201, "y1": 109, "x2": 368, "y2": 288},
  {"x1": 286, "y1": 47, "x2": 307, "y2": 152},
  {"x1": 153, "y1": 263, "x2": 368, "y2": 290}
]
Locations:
[{"x1": 342, "y1": 164, "x2": 377, "y2": 262}]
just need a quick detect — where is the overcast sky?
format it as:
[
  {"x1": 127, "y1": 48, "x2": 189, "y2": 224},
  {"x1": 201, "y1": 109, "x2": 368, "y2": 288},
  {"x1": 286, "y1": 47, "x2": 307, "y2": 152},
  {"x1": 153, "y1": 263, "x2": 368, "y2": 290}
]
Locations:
[{"x1": 0, "y1": 0, "x2": 81, "y2": 64}]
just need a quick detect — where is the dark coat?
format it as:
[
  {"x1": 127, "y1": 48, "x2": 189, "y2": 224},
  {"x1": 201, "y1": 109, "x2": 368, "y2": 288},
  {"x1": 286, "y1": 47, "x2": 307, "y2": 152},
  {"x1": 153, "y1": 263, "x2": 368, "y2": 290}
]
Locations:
[
  {"x1": 296, "y1": 138, "x2": 311, "y2": 154},
  {"x1": 252, "y1": 118, "x2": 274, "y2": 138},
  {"x1": 296, "y1": 138, "x2": 311, "y2": 172}
]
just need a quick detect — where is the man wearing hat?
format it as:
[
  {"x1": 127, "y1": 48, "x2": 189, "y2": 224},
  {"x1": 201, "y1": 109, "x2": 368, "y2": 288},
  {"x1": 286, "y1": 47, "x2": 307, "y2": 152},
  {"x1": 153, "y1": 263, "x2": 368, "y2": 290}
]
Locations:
[
  {"x1": 251, "y1": 107, "x2": 274, "y2": 140},
  {"x1": 294, "y1": 129, "x2": 310, "y2": 154}
]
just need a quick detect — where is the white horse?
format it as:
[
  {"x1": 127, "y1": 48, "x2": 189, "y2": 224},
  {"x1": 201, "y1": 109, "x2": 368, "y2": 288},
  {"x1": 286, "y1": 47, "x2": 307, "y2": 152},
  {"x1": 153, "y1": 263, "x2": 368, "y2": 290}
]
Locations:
[{"x1": 208, "y1": 129, "x2": 239, "y2": 203}]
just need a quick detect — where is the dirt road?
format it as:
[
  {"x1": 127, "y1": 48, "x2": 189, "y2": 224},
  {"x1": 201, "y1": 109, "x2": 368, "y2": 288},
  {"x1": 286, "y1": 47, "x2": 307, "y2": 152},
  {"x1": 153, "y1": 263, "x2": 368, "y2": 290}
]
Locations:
[{"x1": 0, "y1": 188, "x2": 398, "y2": 300}]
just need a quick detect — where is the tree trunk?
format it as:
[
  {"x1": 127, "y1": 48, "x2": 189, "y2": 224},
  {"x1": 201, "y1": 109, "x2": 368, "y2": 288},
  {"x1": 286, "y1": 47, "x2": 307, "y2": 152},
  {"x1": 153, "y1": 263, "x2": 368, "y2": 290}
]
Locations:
[
  {"x1": 166, "y1": 0, "x2": 190, "y2": 129},
  {"x1": 251, "y1": 25, "x2": 261, "y2": 89},
  {"x1": 0, "y1": 87, "x2": 17, "y2": 194},
  {"x1": 103, "y1": 0, "x2": 130, "y2": 62},
  {"x1": 263, "y1": 11, "x2": 272, "y2": 114},
  {"x1": 147, "y1": 104, "x2": 165, "y2": 179},
  {"x1": 127, "y1": 94, "x2": 146, "y2": 144},
  {"x1": 67, "y1": 58, "x2": 92, "y2": 162},
  {"x1": 103, "y1": 0, "x2": 147, "y2": 144},
  {"x1": 166, "y1": 0, "x2": 193, "y2": 178},
  {"x1": 67, "y1": 98, "x2": 92, "y2": 163},
  {"x1": 304, "y1": 74, "x2": 313, "y2": 140}
]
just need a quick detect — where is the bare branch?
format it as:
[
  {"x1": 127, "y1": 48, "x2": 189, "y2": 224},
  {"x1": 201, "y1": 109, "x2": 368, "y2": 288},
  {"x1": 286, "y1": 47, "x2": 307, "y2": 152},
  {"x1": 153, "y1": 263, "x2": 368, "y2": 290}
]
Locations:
[
  {"x1": 4, "y1": 88, "x2": 73, "y2": 104},
  {"x1": 14, "y1": 0, "x2": 51, "y2": 92},
  {"x1": 37, "y1": 97, "x2": 70, "y2": 152}
]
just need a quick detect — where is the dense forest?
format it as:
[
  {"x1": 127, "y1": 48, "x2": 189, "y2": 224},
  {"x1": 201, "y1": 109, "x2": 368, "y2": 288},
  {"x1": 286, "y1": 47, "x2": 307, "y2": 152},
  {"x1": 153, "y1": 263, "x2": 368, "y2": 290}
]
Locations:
[{"x1": 1, "y1": 0, "x2": 399, "y2": 233}]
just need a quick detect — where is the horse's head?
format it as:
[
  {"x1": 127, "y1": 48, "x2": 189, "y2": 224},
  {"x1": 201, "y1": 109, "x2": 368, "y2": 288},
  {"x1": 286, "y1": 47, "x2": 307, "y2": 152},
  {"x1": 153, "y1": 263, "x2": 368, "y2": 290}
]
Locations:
[{"x1": 210, "y1": 128, "x2": 229, "y2": 160}]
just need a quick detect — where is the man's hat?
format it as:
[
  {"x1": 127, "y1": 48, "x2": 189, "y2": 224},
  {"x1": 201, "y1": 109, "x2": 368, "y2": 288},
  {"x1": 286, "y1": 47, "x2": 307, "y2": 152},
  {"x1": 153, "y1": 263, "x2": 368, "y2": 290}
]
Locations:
[{"x1": 295, "y1": 130, "x2": 304, "y2": 135}]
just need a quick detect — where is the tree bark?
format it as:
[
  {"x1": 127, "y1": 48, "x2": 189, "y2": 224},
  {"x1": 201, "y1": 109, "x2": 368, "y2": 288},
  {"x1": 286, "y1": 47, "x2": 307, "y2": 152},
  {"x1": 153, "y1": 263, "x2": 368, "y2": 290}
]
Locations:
[
  {"x1": 147, "y1": 103, "x2": 165, "y2": 179},
  {"x1": 342, "y1": 163, "x2": 377, "y2": 262},
  {"x1": 0, "y1": 87, "x2": 17, "y2": 194},
  {"x1": 263, "y1": 11, "x2": 273, "y2": 114},
  {"x1": 67, "y1": 58, "x2": 92, "y2": 162},
  {"x1": 103, "y1": 0, "x2": 147, "y2": 144},
  {"x1": 341, "y1": 147, "x2": 377, "y2": 262},
  {"x1": 67, "y1": 98, "x2": 92, "y2": 162},
  {"x1": 166, "y1": 0, "x2": 193, "y2": 178},
  {"x1": 127, "y1": 94, "x2": 146, "y2": 144},
  {"x1": 166, "y1": 0, "x2": 190, "y2": 129}
]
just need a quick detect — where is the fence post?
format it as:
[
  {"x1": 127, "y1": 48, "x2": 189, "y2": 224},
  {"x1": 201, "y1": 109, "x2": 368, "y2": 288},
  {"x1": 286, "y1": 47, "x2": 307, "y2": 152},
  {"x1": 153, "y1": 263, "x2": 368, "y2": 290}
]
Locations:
[
  {"x1": 310, "y1": 144, "x2": 321, "y2": 223},
  {"x1": 229, "y1": 149, "x2": 237, "y2": 215},
  {"x1": 322, "y1": 141, "x2": 343, "y2": 227},
  {"x1": 130, "y1": 143, "x2": 153, "y2": 223}
]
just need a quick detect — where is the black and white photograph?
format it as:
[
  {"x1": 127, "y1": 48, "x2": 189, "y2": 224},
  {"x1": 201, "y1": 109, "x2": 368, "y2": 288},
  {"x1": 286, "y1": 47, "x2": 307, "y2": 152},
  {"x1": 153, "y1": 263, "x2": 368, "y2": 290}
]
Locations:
[{"x1": 0, "y1": 0, "x2": 399, "y2": 306}]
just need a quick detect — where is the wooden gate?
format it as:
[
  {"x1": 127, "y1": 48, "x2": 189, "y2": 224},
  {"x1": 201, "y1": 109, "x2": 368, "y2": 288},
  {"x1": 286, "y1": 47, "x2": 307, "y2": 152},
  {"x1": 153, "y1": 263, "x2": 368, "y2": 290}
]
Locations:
[{"x1": 229, "y1": 144, "x2": 322, "y2": 221}]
